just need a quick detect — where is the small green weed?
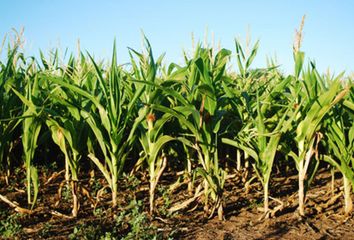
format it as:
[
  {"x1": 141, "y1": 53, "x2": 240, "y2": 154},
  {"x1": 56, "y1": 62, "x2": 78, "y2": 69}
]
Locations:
[
  {"x1": 39, "y1": 222, "x2": 52, "y2": 238},
  {"x1": 69, "y1": 223, "x2": 103, "y2": 240},
  {"x1": 0, "y1": 212, "x2": 22, "y2": 238},
  {"x1": 157, "y1": 186, "x2": 172, "y2": 216},
  {"x1": 115, "y1": 200, "x2": 158, "y2": 240}
]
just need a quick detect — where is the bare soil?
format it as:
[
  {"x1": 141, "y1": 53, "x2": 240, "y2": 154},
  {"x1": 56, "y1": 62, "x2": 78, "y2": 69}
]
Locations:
[{"x1": 0, "y1": 167, "x2": 353, "y2": 239}]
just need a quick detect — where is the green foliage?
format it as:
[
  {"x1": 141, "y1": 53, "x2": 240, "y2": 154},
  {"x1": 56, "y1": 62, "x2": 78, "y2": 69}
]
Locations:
[
  {"x1": 0, "y1": 212, "x2": 22, "y2": 238},
  {"x1": 0, "y1": 29, "x2": 353, "y2": 223},
  {"x1": 157, "y1": 185, "x2": 172, "y2": 216},
  {"x1": 39, "y1": 222, "x2": 52, "y2": 238},
  {"x1": 69, "y1": 200, "x2": 158, "y2": 240},
  {"x1": 115, "y1": 200, "x2": 158, "y2": 240},
  {"x1": 69, "y1": 223, "x2": 104, "y2": 240},
  {"x1": 323, "y1": 85, "x2": 354, "y2": 186}
]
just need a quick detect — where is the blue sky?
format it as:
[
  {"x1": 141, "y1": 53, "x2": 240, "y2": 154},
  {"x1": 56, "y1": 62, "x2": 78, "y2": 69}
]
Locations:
[{"x1": 1, "y1": 1, "x2": 353, "y2": 74}]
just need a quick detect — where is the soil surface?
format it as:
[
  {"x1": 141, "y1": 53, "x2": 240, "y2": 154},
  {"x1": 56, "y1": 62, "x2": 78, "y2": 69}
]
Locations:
[{"x1": 0, "y1": 167, "x2": 353, "y2": 239}]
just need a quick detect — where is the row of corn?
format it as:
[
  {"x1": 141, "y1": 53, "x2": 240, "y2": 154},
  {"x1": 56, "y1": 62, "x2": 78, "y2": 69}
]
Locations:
[{"x1": 0, "y1": 31, "x2": 353, "y2": 220}]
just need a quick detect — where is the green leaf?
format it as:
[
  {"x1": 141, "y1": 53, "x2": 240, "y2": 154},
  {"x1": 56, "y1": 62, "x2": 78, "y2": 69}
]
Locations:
[
  {"x1": 222, "y1": 138, "x2": 258, "y2": 161},
  {"x1": 148, "y1": 135, "x2": 174, "y2": 165},
  {"x1": 245, "y1": 40, "x2": 259, "y2": 70},
  {"x1": 294, "y1": 51, "x2": 304, "y2": 79}
]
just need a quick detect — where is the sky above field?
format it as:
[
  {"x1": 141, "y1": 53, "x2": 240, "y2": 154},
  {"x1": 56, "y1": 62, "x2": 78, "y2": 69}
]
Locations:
[{"x1": 1, "y1": 1, "x2": 353, "y2": 74}]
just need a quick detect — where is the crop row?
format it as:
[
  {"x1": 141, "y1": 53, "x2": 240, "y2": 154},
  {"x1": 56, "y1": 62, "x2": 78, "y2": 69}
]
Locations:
[{"x1": 0, "y1": 30, "x2": 353, "y2": 221}]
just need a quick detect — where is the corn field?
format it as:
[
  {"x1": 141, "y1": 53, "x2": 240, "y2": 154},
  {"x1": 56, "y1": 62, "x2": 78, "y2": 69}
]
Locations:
[{"x1": 0, "y1": 28, "x2": 353, "y2": 238}]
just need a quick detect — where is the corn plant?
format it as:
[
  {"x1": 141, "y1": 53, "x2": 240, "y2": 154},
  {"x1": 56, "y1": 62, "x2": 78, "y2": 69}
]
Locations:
[
  {"x1": 224, "y1": 39, "x2": 261, "y2": 170},
  {"x1": 44, "y1": 51, "x2": 93, "y2": 217},
  {"x1": 151, "y1": 45, "x2": 231, "y2": 220},
  {"x1": 0, "y1": 45, "x2": 22, "y2": 182},
  {"x1": 323, "y1": 86, "x2": 354, "y2": 214},
  {"x1": 223, "y1": 74, "x2": 298, "y2": 217},
  {"x1": 51, "y1": 42, "x2": 145, "y2": 207},
  {"x1": 12, "y1": 77, "x2": 42, "y2": 208},
  {"x1": 128, "y1": 39, "x2": 176, "y2": 214},
  {"x1": 5, "y1": 38, "x2": 54, "y2": 209},
  {"x1": 286, "y1": 56, "x2": 350, "y2": 216},
  {"x1": 46, "y1": 117, "x2": 82, "y2": 216}
]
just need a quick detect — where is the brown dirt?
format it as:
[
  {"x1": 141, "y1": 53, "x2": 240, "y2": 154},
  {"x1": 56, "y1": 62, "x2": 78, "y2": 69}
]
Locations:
[{"x1": 0, "y1": 167, "x2": 353, "y2": 239}]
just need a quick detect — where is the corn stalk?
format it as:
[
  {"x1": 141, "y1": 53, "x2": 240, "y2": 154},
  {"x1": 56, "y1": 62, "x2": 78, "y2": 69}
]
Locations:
[
  {"x1": 151, "y1": 45, "x2": 231, "y2": 220},
  {"x1": 323, "y1": 88, "x2": 354, "y2": 214},
  {"x1": 289, "y1": 64, "x2": 349, "y2": 216},
  {"x1": 128, "y1": 39, "x2": 176, "y2": 214},
  {"x1": 11, "y1": 79, "x2": 42, "y2": 209},
  {"x1": 51, "y1": 41, "x2": 144, "y2": 207},
  {"x1": 0, "y1": 45, "x2": 23, "y2": 182},
  {"x1": 223, "y1": 75, "x2": 298, "y2": 217}
]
